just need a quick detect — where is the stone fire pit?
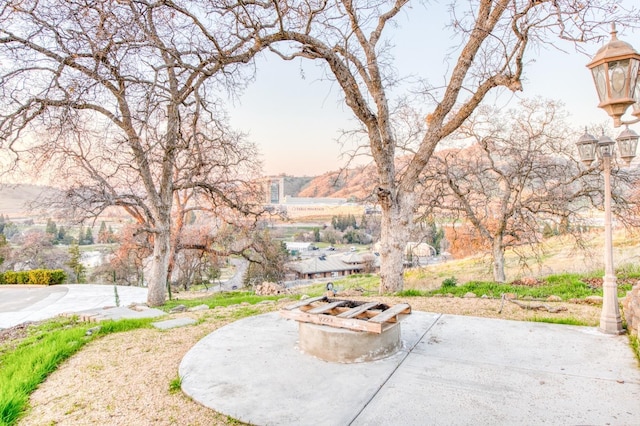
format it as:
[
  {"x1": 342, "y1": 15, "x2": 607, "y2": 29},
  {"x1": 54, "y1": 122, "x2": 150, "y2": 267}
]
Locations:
[{"x1": 280, "y1": 296, "x2": 411, "y2": 363}]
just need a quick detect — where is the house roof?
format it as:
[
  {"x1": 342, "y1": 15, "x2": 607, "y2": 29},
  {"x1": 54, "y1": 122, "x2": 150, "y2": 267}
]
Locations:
[{"x1": 287, "y1": 253, "x2": 379, "y2": 274}]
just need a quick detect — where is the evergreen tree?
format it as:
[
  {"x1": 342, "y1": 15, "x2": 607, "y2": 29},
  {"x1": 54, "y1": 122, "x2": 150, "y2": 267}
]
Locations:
[
  {"x1": 84, "y1": 227, "x2": 94, "y2": 245},
  {"x1": 2, "y1": 221, "x2": 18, "y2": 239},
  {"x1": 98, "y1": 221, "x2": 109, "y2": 243},
  {"x1": 57, "y1": 225, "x2": 66, "y2": 242},
  {"x1": 67, "y1": 243, "x2": 86, "y2": 283},
  {"x1": 0, "y1": 234, "x2": 6, "y2": 266},
  {"x1": 45, "y1": 218, "x2": 57, "y2": 240}
]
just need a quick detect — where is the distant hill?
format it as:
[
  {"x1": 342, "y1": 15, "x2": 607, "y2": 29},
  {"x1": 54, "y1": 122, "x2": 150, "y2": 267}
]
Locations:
[
  {"x1": 0, "y1": 184, "x2": 59, "y2": 218},
  {"x1": 0, "y1": 168, "x2": 379, "y2": 220},
  {"x1": 295, "y1": 165, "x2": 377, "y2": 201}
]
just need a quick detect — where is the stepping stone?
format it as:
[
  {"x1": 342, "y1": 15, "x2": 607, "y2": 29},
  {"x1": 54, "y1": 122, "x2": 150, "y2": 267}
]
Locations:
[
  {"x1": 152, "y1": 317, "x2": 196, "y2": 330},
  {"x1": 69, "y1": 307, "x2": 166, "y2": 322}
]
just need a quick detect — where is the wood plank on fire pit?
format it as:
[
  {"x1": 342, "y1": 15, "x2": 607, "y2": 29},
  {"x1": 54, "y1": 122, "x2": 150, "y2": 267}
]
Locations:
[
  {"x1": 368, "y1": 303, "x2": 411, "y2": 324},
  {"x1": 307, "y1": 300, "x2": 349, "y2": 314},
  {"x1": 280, "y1": 309, "x2": 384, "y2": 333},
  {"x1": 280, "y1": 298, "x2": 411, "y2": 333},
  {"x1": 336, "y1": 301, "x2": 381, "y2": 318},
  {"x1": 282, "y1": 296, "x2": 327, "y2": 311}
]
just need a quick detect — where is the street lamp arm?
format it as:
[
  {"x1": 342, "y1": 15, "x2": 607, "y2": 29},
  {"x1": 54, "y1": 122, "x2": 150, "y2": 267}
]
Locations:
[{"x1": 617, "y1": 116, "x2": 640, "y2": 127}]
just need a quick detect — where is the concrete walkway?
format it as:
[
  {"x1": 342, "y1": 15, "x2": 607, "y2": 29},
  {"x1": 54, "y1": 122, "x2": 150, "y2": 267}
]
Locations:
[
  {"x1": 179, "y1": 312, "x2": 640, "y2": 426},
  {"x1": 0, "y1": 285, "x2": 149, "y2": 328}
]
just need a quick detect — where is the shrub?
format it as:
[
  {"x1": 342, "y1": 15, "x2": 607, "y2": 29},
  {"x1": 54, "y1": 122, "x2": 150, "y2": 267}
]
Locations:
[
  {"x1": 3, "y1": 271, "x2": 24, "y2": 285},
  {"x1": 442, "y1": 276, "x2": 458, "y2": 288},
  {"x1": 49, "y1": 270, "x2": 67, "y2": 284},
  {"x1": 1, "y1": 269, "x2": 67, "y2": 285},
  {"x1": 28, "y1": 270, "x2": 48, "y2": 285},
  {"x1": 397, "y1": 289, "x2": 424, "y2": 297}
]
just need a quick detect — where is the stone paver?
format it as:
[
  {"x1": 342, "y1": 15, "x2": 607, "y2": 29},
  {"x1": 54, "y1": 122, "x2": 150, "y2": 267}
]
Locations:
[{"x1": 152, "y1": 317, "x2": 197, "y2": 330}]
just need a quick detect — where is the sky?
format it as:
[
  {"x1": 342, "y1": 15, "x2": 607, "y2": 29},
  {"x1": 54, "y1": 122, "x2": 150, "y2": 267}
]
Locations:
[{"x1": 228, "y1": 2, "x2": 640, "y2": 177}]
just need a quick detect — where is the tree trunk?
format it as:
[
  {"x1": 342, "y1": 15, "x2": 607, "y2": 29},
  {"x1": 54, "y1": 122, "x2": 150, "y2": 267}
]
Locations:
[
  {"x1": 147, "y1": 224, "x2": 171, "y2": 306},
  {"x1": 378, "y1": 192, "x2": 414, "y2": 294},
  {"x1": 492, "y1": 237, "x2": 506, "y2": 283}
]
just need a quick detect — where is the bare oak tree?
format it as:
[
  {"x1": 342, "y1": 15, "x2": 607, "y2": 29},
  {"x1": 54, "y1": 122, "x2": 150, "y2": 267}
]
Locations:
[
  {"x1": 0, "y1": 0, "x2": 270, "y2": 305},
  {"x1": 421, "y1": 98, "x2": 615, "y2": 282},
  {"x1": 257, "y1": 0, "x2": 638, "y2": 293}
]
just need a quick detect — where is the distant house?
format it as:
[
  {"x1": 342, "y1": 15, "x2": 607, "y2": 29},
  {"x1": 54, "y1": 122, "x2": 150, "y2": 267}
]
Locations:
[
  {"x1": 373, "y1": 241, "x2": 436, "y2": 258},
  {"x1": 287, "y1": 252, "x2": 379, "y2": 280},
  {"x1": 285, "y1": 242, "x2": 317, "y2": 253}
]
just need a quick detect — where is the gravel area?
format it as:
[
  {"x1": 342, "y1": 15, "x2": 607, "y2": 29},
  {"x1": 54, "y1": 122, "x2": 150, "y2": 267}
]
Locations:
[{"x1": 16, "y1": 296, "x2": 602, "y2": 425}]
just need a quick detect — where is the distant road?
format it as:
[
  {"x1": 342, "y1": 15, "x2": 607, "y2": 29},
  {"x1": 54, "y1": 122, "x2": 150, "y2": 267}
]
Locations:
[{"x1": 209, "y1": 258, "x2": 248, "y2": 292}]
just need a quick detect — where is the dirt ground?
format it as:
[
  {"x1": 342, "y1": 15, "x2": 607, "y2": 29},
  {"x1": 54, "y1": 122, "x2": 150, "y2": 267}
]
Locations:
[{"x1": 16, "y1": 295, "x2": 603, "y2": 426}]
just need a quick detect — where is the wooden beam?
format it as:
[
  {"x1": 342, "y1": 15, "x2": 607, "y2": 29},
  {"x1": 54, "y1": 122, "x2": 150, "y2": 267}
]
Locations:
[
  {"x1": 368, "y1": 303, "x2": 411, "y2": 324},
  {"x1": 282, "y1": 296, "x2": 327, "y2": 311},
  {"x1": 307, "y1": 300, "x2": 348, "y2": 314},
  {"x1": 280, "y1": 310, "x2": 383, "y2": 333},
  {"x1": 336, "y1": 301, "x2": 381, "y2": 318}
]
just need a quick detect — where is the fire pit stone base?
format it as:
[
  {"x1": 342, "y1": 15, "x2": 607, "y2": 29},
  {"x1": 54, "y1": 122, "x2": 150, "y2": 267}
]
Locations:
[{"x1": 298, "y1": 321, "x2": 402, "y2": 363}]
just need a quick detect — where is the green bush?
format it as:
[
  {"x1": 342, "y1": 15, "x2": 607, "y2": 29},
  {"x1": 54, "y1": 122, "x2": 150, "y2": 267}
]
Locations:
[
  {"x1": 3, "y1": 271, "x2": 22, "y2": 284},
  {"x1": 48, "y1": 270, "x2": 66, "y2": 284},
  {"x1": 397, "y1": 289, "x2": 424, "y2": 297},
  {"x1": 442, "y1": 276, "x2": 458, "y2": 288},
  {"x1": 1, "y1": 269, "x2": 67, "y2": 285}
]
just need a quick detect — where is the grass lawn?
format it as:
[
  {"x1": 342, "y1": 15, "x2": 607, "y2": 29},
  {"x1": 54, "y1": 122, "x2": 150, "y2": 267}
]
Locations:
[{"x1": 0, "y1": 317, "x2": 153, "y2": 426}]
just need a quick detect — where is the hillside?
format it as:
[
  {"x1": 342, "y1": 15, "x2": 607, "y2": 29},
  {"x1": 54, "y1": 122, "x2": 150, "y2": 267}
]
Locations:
[
  {"x1": 296, "y1": 165, "x2": 377, "y2": 200},
  {"x1": 0, "y1": 184, "x2": 59, "y2": 218},
  {"x1": 0, "y1": 168, "x2": 377, "y2": 220}
]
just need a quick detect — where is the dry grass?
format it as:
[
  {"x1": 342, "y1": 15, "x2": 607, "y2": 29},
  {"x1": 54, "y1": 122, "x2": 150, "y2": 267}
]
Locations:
[
  {"x1": 15, "y1": 295, "x2": 601, "y2": 426},
  {"x1": 405, "y1": 231, "x2": 640, "y2": 290}
]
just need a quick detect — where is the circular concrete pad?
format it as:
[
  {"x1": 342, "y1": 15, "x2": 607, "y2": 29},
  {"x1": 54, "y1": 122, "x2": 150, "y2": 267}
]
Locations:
[
  {"x1": 179, "y1": 312, "x2": 438, "y2": 426},
  {"x1": 179, "y1": 312, "x2": 640, "y2": 426},
  {"x1": 298, "y1": 321, "x2": 401, "y2": 363}
]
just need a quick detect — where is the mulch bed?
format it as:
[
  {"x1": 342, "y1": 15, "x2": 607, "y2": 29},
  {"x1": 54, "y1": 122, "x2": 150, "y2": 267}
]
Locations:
[{"x1": 0, "y1": 321, "x2": 36, "y2": 348}]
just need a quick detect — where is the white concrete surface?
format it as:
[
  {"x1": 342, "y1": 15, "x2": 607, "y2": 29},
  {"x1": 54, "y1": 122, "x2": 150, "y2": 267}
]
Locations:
[
  {"x1": 0, "y1": 285, "x2": 148, "y2": 328},
  {"x1": 179, "y1": 312, "x2": 640, "y2": 426}
]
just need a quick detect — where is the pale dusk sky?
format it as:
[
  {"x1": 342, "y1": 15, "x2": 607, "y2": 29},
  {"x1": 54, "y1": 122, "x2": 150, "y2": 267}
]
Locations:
[{"x1": 228, "y1": 2, "x2": 639, "y2": 177}]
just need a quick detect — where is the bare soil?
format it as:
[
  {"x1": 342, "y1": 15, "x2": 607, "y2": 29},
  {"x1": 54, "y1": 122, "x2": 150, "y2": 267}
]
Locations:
[{"x1": 15, "y1": 295, "x2": 602, "y2": 426}]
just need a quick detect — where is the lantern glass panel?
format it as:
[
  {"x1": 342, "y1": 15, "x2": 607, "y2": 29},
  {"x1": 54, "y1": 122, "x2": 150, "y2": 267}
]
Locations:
[
  {"x1": 598, "y1": 135, "x2": 616, "y2": 157},
  {"x1": 608, "y1": 59, "x2": 629, "y2": 99},
  {"x1": 591, "y1": 64, "x2": 608, "y2": 103},
  {"x1": 633, "y1": 67, "x2": 640, "y2": 117},
  {"x1": 617, "y1": 127, "x2": 639, "y2": 163},
  {"x1": 578, "y1": 142, "x2": 596, "y2": 163},
  {"x1": 630, "y1": 59, "x2": 640, "y2": 95},
  {"x1": 618, "y1": 138, "x2": 638, "y2": 160}
]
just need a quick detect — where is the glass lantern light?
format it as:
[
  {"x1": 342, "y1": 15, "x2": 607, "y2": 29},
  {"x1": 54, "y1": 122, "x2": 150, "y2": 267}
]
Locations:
[
  {"x1": 576, "y1": 130, "x2": 598, "y2": 166},
  {"x1": 616, "y1": 126, "x2": 640, "y2": 166},
  {"x1": 587, "y1": 24, "x2": 640, "y2": 127},
  {"x1": 597, "y1": 134, "x2": 616, "y2": 158}
]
